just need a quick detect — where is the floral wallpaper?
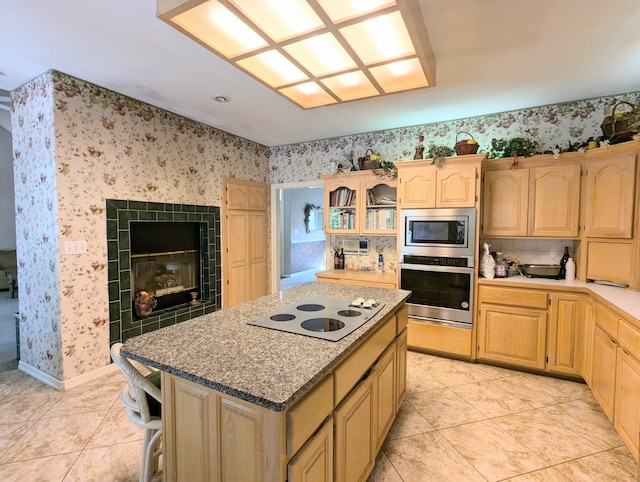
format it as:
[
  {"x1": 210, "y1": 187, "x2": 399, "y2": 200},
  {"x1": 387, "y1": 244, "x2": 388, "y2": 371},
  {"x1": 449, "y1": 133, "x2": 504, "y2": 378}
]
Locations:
[
  {"x1": 12, "y1": 70, "x2": 269, "y2": 382},
  {"x1": 268, "y1": 92, "x2": 640, "y2": 184}
]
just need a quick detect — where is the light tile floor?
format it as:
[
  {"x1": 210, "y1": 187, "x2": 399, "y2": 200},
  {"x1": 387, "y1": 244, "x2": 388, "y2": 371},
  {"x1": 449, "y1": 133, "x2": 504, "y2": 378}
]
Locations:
[{"x1": 0, "y1": 350, "x2": 637, "y2": 481}]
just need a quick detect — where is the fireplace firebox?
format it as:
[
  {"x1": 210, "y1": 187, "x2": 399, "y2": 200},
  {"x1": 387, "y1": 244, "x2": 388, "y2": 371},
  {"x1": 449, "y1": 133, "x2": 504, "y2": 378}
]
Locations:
[{"x1": 130, "y1": 221, "x2": 201, "y2": 317}]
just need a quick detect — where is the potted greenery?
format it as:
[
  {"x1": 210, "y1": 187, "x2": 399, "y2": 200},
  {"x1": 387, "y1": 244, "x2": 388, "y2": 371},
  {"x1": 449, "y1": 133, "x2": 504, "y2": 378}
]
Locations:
[
  {"x1": 427, "y1": 144, "x2": 454, "y2": 164},
  {"x1": 487, "y1": 137, "x2": 540, "y2": 158}
]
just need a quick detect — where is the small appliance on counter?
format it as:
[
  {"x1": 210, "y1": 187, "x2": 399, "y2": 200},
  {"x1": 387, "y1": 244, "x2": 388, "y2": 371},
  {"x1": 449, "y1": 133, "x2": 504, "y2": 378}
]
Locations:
[{"x1": 521, "y1": 264, "x2": 562, "y2": 279}]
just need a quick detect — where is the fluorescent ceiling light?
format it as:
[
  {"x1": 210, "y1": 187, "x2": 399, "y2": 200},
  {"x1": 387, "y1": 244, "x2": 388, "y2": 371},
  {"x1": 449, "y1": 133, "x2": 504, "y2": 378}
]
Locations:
[{"x1": 157, "y1": 0, "x2": 435, "y2": 108}]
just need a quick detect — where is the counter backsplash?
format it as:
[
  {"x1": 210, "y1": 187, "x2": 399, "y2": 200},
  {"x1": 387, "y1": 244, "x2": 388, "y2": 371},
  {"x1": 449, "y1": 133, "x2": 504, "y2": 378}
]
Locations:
[{"x1": 480, "y1": 238, "x2": 578, "y2": 267}]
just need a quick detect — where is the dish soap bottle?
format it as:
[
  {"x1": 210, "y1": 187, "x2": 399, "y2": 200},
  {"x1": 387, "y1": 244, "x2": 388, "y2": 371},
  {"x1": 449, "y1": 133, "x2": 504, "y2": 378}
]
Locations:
[{"x1": 558, "y1": 246, "x2": 570, "y2": 279}]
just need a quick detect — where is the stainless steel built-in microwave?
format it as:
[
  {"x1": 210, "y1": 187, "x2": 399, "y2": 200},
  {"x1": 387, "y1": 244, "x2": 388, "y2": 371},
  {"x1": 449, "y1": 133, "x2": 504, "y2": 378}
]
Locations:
[{"x1": 400, "y1": 208, "x2": 476, "y2": 259}]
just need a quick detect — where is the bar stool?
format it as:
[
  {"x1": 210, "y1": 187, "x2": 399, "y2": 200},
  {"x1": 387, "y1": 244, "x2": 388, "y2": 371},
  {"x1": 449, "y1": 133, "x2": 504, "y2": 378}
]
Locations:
[{"x1": 110, "y1": 343, "x2": 162, "y2": 482}]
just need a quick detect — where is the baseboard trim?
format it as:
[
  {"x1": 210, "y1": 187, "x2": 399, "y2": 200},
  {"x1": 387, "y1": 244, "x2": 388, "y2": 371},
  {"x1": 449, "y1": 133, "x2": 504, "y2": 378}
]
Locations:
[{"x1": 18, "y1": 361, "x2": 120, "y2": 391}]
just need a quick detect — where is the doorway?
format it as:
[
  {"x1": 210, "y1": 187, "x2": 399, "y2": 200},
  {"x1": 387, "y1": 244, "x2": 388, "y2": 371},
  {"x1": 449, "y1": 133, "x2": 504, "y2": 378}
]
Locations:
[{"x1": 271, "y1": 181, "x2": 326, "y2": 292}]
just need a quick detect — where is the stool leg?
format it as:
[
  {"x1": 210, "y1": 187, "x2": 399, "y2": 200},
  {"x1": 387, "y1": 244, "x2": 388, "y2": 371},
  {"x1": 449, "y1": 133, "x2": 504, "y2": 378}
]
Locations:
[{"x1": 141, "y1": 428, "x2": 153, "y2": 482}]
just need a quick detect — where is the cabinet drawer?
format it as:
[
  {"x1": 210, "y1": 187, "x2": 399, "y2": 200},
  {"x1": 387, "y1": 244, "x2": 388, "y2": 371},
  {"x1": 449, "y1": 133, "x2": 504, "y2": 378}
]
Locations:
[
  {"x1": 334, "y1": 315, "x2": 395, "y2": 406},
  {"x1": 618, "y1": 319, "x2": 640, "y2": 361},
  {"x1": 479, "y1": 286, "x2": 548, "y2": 309},
  {"x1": 595, "y1": 304, "x2": 618, "y2": 339},
  {"x1": 287, "y1": 374, "x2": 334, "y2": 457}
]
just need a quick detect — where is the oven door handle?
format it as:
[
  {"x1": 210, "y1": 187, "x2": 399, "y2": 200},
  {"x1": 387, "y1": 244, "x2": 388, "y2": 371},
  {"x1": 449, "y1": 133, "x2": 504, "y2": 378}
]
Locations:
[{"x1": 399, "y1": 263, "x2": 474, "y2": 274}]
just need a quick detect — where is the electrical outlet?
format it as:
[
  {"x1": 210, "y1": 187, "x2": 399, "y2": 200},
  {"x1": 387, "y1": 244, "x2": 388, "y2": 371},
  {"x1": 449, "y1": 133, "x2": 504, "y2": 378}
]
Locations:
[{"x1": 64, "y1": 240, "x2": 87, "y2": 255}]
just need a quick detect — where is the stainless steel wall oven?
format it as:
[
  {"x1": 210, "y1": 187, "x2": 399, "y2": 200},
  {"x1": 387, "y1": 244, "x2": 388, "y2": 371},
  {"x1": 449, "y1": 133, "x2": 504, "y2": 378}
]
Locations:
[{"x1": 399, "y1": 208, "x2": 476, "y2": 329}]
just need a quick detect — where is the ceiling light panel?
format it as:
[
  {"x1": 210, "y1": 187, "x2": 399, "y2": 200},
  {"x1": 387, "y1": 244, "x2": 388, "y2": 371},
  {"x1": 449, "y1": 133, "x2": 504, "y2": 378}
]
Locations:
[
  {"x1": 237, "y1": 50, "x2": 308, "y2": 87},
  {"x1": 369, "y1": 58, "x2": 428, "y2": 93},
  {"x1": 279, "y1": 82, "x2": 337, "y2": 108},
  {"x1": 157, "y1": 0, "x2": 436, "y2": 108},
  {"x1": 170, "y1": 0, "x2": 267, "y2": 58},
  {"x1": 284, "y1": 33, "x2": 357, "y2": 77},
  {"x1": 340, "y1": 11, "x2": 415, "y2": 65},
  {"x1": 321, "y1": 71, "x2": 379, "y2": 101},
  {"x1": 316, "y1": 0, "x2": 397, "y2": 23},
  {"x1": 230, "y1": 0, "x2": 324, "y2": 42}
]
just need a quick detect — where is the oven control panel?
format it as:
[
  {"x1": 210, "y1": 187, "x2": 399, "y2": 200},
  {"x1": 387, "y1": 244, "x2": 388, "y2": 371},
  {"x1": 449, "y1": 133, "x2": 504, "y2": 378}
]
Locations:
[{"x1": 402, "y1": 255, "x2": 469, "y2": 267}]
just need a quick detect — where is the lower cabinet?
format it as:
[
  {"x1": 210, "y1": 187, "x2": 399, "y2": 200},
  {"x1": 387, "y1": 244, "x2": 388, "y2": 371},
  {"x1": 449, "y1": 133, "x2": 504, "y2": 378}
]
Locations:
[
  {"x1": 334, "y1": 375, "x2": 375, "y2": 482},
  {"x1": 591, "y1": 305, "x2": 619, "y2": 421},
  {"x1": 614, "y1": 319, "x2": 640, "y2": 460},
  {"x1": 288, "y1": 419, "x2": 334, "y2": 482},
  {"x1": 408, "y1": 319, "x2": 473, "y2": 358},
  {"x1": 591, "y1": 324, "x2": 617, "y2": 421},
  {"x1": 163, "y1": 305, "x2": 408, "y2": 482},
  {"x1": 476, "y1": 285, "x2": 581, "y2": 375},
  {"x1": 477, "y1": 303, "x2": 547, "y2": 369},
  {"x1": 547, "y1": 293, "x2": 581, "y2": 375}
]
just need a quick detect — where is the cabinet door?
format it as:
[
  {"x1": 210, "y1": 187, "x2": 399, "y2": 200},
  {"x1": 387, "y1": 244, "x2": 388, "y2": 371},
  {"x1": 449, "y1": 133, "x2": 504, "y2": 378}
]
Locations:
[
  {"x1": 249, "y1": 212, "x2": 268, "y2": 300},
  {"x1": 482, "y1": 169, "x2": 529, "y2": 236},
  {"x1": 334, "y1": 376, "x2": 375, "y2": 482},
  {"x1": 477, "y1": 304, "x2": 547, "y2": 370},
  {"x1": 614, "y1": 347, "x2": 640, "y2": 460},
  {"x1": 548, "y1": 293, "x2": 580, "y2": 375},
  {"x1": 530, "y1": 164, "x2": 580, "y2": 237},
  {"x1": 583, "y1": 154, "x2": 636, "y2": 238},
  {"x1": 591, "y1": 324, "x2": 617, "y2": 421},
  {"x1": 373, "y1": 343, "x2": 396, "y2": 453},
  {"x1": 395, "y1": 328, "x2": 408, "y2": 409},
  {"x1": 436, "y1": 164, "x2": 476, "y2": 208},
  {"x1": 226, "y1": 211, "x2": 249, "y2": 307},
  {"x1": 578, "y1": 297, "x2": 595, "y2": 386},
  {"x1": 288, "y1": 419, "x2": 333, "y2": 482},
  {"x1": 398, "y1": 165, "x2": 436, "y2": 208}
]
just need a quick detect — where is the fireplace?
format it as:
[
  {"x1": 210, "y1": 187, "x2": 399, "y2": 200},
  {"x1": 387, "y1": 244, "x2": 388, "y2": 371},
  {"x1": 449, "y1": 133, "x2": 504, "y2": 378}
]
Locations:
[
  {"x1": 107, "y1": 200, "x2": 221, "y2": 344},
  {"x1": 130, "y1": 221, "x2": 201, "y2": 316}
]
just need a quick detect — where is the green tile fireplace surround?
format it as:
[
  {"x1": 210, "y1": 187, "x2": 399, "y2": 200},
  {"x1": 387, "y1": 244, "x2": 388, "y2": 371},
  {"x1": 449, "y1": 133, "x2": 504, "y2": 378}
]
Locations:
[{"x1": 106, "y1": 199, "x2": 221, "y2": 344}]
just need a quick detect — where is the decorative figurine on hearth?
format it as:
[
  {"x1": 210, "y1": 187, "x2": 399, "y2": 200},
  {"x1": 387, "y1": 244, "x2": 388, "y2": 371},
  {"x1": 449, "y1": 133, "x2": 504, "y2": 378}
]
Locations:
[{"x1": 135, "y1": 290, "x2": 157, "y2": 317}]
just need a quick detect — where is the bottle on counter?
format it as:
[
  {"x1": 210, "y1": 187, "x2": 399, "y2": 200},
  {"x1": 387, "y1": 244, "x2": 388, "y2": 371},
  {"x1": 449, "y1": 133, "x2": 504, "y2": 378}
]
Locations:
[
  {"x1": 558, "y1": 246, "x2": 570, "y2": 279},
  {"x1": 565, "y1": 257, "x2": 576, "y2": 281},
  {"x1": 494, "y1": 251, "x2": 507, "y2": 278},
  {"x1": 378, "y1": 251, "x2": 384, "y2": 272},
  {"x1": 333, "y1": 247, "x2": 340, "y2": 269},
  {"x1": 338, "y1": 248, "x2": 345, "y2": 270}
]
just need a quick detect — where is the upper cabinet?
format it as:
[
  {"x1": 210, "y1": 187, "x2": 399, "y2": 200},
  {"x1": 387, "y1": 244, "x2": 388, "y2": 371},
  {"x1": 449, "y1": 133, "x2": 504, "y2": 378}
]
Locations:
[
  {"x1": 396, "y1": 155, "x2": 483, "y2": 209},
  {"x1": 583, "y1": 152, "x2": 636, "y2": 238},
  {"x1": 322, "y1": 171, "x2": 396, "y2": 235},
  {"x1": 482, "y1": 161, "x2": 581, "y2": 238}
]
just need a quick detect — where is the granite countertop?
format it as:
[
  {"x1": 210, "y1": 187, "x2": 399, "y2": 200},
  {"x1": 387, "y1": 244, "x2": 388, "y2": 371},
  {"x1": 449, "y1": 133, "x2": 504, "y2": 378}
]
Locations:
[
  {"x1": 478, "y1": 276, "x2": 640, "y2": 325},
  {"x1": 122, "y1": 282, "x2": 411, "y2": 412}
]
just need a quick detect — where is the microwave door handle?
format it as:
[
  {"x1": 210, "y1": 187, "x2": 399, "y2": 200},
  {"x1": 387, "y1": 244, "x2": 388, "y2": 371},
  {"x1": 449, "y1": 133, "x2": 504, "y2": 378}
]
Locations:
[{"x1": 400, "y1": 263, "x2": 474, "y2": 274}]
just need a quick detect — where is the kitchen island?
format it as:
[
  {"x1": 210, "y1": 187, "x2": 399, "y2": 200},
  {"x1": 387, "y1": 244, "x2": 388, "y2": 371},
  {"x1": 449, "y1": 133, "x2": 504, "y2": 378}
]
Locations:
[{"x1": 122, "y1": 282, "x2": 410, "y2": 482}]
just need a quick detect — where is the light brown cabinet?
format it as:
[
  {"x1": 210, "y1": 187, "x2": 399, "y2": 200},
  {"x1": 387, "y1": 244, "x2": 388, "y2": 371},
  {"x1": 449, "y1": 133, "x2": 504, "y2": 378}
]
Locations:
[
  {"x1": 288, "y1": 419, "x2": 333, "y2": 482},
  {"x1": 583, "y1": 152, "x2": 636, "y2": 238},
  {"x1": 615, "y1": 319, "x2": 640, "y2": 460},
  {"x1": 477, "y1": 302, "x2": 548, "y2": 370},
  {"x1": 162, "y1": 304, "x2": 408, "y2": 482},
  {"x1": 315, "y1": 270, "x2": 397, "y2": 289},
  {"x1": 482, "y1": 168, "x2": 529, "y2": 236},
  {"x1": 590, "y1": 303, "x2": 619, "y2": 421},
  {"x1": 547, "y1": 293, "x2": 581, "y2": 375},
  {"x1": 482, "y1": 163, "x2": 580, "y2": 237},
  {"x1": 477, "y1": 286, "x2": 580, "y2": 375},
  {"x1": 577, "y1": 296, "x2": 595, "y2": 386},
  {"x1": 322, "y1": 171, "x2": 396, "y2": 235},
  {"x1": 223, "y1": 178, "x2": 268, "y2": 308},
  {"x1": 396, "y1": 157, "x2": 481, "y2": 209}
]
